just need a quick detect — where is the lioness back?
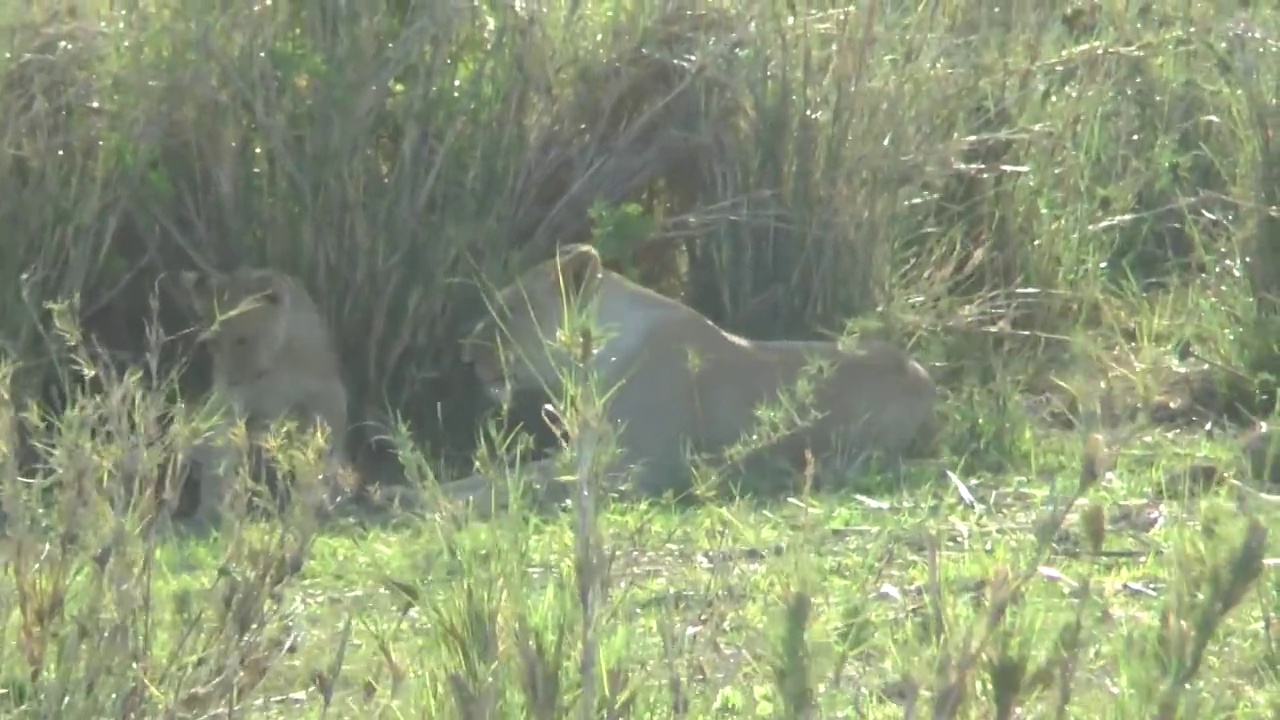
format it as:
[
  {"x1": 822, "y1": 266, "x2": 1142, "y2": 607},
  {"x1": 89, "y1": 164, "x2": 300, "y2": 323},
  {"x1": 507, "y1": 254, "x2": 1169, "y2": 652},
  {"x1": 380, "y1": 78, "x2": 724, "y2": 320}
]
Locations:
[
  {"x1": 736, "y1": 338, "x2": 937, "y2": 476},
  {"x1": 452, "y1": 243, "x2": 939, "y2": 511},
  {"x1": 179, "y1": 267, "x2": 349, "y2": 522}
]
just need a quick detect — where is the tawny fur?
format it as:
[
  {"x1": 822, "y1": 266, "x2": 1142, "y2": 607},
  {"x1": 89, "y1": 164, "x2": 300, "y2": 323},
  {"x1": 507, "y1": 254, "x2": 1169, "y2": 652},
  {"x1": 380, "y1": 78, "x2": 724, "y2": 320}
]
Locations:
[
  {"x1": 437, "y1": 243, "x2": 939, "y2": 517},
  {"x1": 179, "y1": 267, "x2": 349, "y2": 524}
]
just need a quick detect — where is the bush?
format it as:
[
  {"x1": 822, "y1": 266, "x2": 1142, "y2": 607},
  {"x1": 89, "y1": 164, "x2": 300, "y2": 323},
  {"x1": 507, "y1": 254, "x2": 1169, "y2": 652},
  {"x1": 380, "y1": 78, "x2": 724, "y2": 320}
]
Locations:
[{"x1": 0, "y1": 0, "x2": 1278, "y2": 715}]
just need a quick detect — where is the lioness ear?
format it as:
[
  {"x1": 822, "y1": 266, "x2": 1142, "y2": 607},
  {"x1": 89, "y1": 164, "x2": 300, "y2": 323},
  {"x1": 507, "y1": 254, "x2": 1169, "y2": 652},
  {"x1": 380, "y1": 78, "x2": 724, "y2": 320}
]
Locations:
[
  {"x1": 259, "y1": 271, "x2": 288, "y2": 305},
  {"x1": 551, "y1": 243, "x2": 603, "y2": 300},
  {"x1": 237, "y1": 268, "x2": 288, "y2": 305},
  {"x1": 179, "y1": 270, "x2": 216, "y2": 315},
  {"x1": 180, "y1": 270, "x2": 204, "y2": 296}
]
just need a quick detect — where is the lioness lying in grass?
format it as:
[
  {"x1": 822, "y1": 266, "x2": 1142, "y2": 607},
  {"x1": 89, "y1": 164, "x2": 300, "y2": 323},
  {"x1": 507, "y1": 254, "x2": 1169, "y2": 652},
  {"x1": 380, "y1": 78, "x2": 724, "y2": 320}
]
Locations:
[{"x1": 440, "y1": 243, "x2": 939, "y2": 515}]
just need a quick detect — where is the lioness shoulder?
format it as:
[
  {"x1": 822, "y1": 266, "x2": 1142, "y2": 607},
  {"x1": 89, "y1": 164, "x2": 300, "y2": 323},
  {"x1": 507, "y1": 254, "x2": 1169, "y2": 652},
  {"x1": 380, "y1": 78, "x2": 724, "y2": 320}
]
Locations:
[
  {"x1": 444, "y1": 243, "x2": 939, "y2": 516},
  {"x1": 179, "y1": 266, "x2": 349, "y2": 522}
]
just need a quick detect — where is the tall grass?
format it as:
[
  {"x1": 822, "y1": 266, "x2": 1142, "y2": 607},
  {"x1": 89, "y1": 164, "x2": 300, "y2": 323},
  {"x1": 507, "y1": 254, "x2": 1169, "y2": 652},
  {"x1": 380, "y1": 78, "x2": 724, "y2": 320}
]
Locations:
[{"x1": 0, "y1": 0, "x2": 1278, "y2": 715}]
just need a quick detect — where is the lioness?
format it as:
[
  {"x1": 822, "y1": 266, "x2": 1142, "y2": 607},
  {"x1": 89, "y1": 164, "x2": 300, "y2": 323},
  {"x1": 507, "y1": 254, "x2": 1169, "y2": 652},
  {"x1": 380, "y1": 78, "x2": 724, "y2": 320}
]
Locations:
[
  {"x1": 444, "y1": 243, "x2": 939, "y2": 515},
  {"x1": 179, "y1": 267, "x2": 350, "y2": 524}
]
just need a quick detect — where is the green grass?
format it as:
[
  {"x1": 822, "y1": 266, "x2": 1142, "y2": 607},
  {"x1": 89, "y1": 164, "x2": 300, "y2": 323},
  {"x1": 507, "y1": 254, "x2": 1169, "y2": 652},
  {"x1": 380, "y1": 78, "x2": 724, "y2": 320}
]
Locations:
[
  {"x1": 2, "y1": 330, "x2": 1278, "y2": 716},
  {"x1": 2, "y1": 0, "x2": 1280, "y2": 716}
]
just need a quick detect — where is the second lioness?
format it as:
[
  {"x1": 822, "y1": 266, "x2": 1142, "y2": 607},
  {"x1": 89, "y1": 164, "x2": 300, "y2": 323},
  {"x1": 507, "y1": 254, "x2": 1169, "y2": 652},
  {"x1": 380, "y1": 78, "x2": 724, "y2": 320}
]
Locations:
[
  {"x1": 446, "y1": 243, "x2": 939, "y2": 513},
  {"x1": 180, "y1": 267, "x2": 351, "y2": 523}
]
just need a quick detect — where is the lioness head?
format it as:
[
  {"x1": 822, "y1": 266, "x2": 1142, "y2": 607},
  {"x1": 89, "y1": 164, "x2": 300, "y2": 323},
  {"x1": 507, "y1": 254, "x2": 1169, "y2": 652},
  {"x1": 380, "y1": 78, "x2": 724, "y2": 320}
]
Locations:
[
  {"x1": 461, "y1": 243, "x2": 604, "y2": 404},
  {"x1": 180, "y1": 267, "x2": 295, "y2": 385}
]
